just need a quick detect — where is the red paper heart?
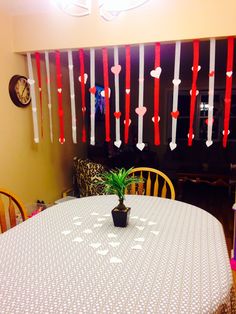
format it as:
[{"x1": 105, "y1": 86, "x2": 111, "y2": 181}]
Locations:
[
  {"x1": 171, "y1": 111, "x2": 179, "y2": 119},
  {"x1": 114, "y1": 111, "x2": 121, "y2": 119},
  {"x1": 89, "y1": 86, "x2": 96, "y2": 94},
  {"x1": 205, "y1": 118, "x2": 214, "y2": 125},
  {"x1": 209, "y1": 71, "x2": 215, "y2": 77}
]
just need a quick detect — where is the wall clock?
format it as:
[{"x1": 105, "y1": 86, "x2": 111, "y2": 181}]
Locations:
[{"x1": 9, "y1": 75, "x2": 31, "y2": 108}]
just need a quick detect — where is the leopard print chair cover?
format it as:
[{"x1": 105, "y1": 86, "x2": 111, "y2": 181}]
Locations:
[{"x1": 73, "y1": 158, "x2": 107, "y2": 197}]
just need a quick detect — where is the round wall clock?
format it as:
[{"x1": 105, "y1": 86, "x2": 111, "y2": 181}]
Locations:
[{"x1": 9, "y1": 75, "x2": 31, "y2": 108}]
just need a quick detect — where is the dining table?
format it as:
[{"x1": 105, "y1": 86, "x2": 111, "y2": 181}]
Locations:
[{"x1": 0, "y1": 194, "x2": 235, "y2": 313}]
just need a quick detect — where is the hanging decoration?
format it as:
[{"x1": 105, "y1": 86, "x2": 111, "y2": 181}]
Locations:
[
  {"x1": 78, "y1": 49, "x2": 87, "y2": 143},
  {"x1": 206, "y1": 39, "x2": 216, "y2": 147},
  {"x1": 35, "y1": 52, "x2": 44, "y2": 138},
  {"x1": 68, "y1": 50, "x2": 77, "y2": 144},
  {"x1": 112, "y1": 46, "x2": 122, "y2": 148},
  {"x1": 55, "y1": 50, "x2": 65, "y2": 144},
  {"x1": 89, "y1": 48, "x2": 96, "y2": 145},
  {"x1": 223, "y1": 36, "x2": 234, "y2": 148},
  {"x1": 45, "y1": 51, "x2": 53, "y2": 143},
  {"x1": 102, "y1": 48, "x2": 111, "y2": 142},
  {"x1": 27, "y1": 53, "x2": 39, "y2": 143},
  {"x1": 124, "y1": 45, "x2": 131, "y2": 144},
  {"x1": 169, "y1": 41, "x2": 181, "y2": 151},
  {"x1": 136, "y1": 44, "x2": 146, "y2": 151},
  {"x1": 188, "y1": 39, "x2": 200, "y2": 146},
  {"x1": 150, "y1": 42, "x2": 161, "y2": 146}
]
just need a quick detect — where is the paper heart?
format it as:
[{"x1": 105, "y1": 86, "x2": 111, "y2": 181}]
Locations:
[
  {"x1": 101, "y1": 88, "x2": 111, "y2": 98},
  {"x1": 134, "y1": 237, "x2": 145, "y2": 242},
  {"x1": 97, "y1": 250, "x2": 109, "y2": 256},
  {"x1": 109, "y1": 242, "x2": 120, "y2": 247},
  {"x1": 58, "y1": 88, "x2": 62, "y2": 93},
  {"x1": 110, "y1": 257, "x2": 122, "y2": 264},
  {"x1": 169, "y1": 142, "x2": 177, "y2": 151},
  {"x1": 150, "y1": 67, "x2": 162, "y2": 79},
  {"x1": 114, "y1": 140, "x2": 122, "y2": 148},
  {"x1": 125, "y1": 89, "x2": 130, "y2": 94},
  {"x1": 226, "y1": 71, "x2": 233, "y2": 77},
  {"x1": 136, "y1": 143, "x2": 145, "y2": 151},
  {"x1": 209, "y1": 71, "x2": 215, "y2": 77},
  {"x1": 32, "y1": 108, "x2": 37, "y2": 112},
  {"x1": 187, "y1": 133, "x2": 195, "y2": 139},
  {"x1": 131, "y1": 245, "x2": 142, "y2": 250},
  {"x1": 171, "y1": 111, "x2": 179, "y2": 119},
  {"x1": 224, "y1": 98, "x2": 231, "y2": 103},
  {"x1": 138, "y1": 78, "x2": 144, "y2": 82},
  {"x1": 191, "y1": 65, "x2": 201, "y2": 72},
  {"x1": 89, "y1": 86, "x2": 96, "y2": 94},
  {"x1": 61, "y1": 230, "x2": 72, "y2": 235},
  {"x1": 135, "y1": 106, "x2": 147, "y2": 116},
  {"x1": 111, "y1": 64, "x2": 121, "y2": 75},
  {"x1": 114, "y1": 111, "x2": 121, "y2": 119},
  {"x1": 108, "y1": 233, "x2": 117, "y2": 238},
  {"x1": 135, "y1": 226, "x2": 145, "y2": 231},
  {"x1": 72, "y1": 237, "x2": 83, "y2": 243},
  {"x1": 59, "y1": 137, "x2": 65, "y2": 144},
  {"x1": 78, "y1": 73, "x2": 88, "y2": 84},
  {"x1": 206, "y1": 140, "x2": 213, "y2": 147},
  {"x1": 152, "y1": 116, "x2": 160, "y2": 123},
  {"x1": 27, "y1": 78, "x2": 35, "y2": 85},
  {"x1": 150, "y1": 231, "x2": 160, "y2": 235},
  {"x1": 172, "y1": 79, "x2": 181, "y2": 86},
  {"x1": 68, "y1": 64, "x2": 73, "y2": 70},
  {"x1": 190, "y1": 89, "x2": 199, "y2": 96},
  {"x1": 205, "y1": 118, "x2": 214, "y2": 125},
  {"x1": 222, "y1": 130, "x2": 230, "y2": 135},
  {"x1": 89, "y1": 242, "x2": 101, "y2": 249},
  {"x1": 124, "y1": 119, "x2": 131, "y2": 126},
  {"x1": 34, "y1": 137, "x2": 39, "y2": 143}
]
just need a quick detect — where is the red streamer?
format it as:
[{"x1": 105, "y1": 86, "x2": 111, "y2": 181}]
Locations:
[
  {"x1": 223, "y1": 36, "x2": 234, "y2": 148},
  {"x1": 102, "y1": 48, "x2": 111, "y2": 142},
  {"x1": 154, "y1": 42, "x2": 161, "y2": 146},
  {"x1": 35, "y1": 52, "x2": 43, "y2": 138},
  {"x1": 79, "y1": 49, "x2": 86, "y2": 143},
  {"x1": 124, "y1": 45, "x2": 131, "y2": 144},
  {"x1": 55, "y1": 51, "x2": 65, "y2": 144},
  {"x1": 188, "y1": 40, "x2": 200, "y2": 146}
]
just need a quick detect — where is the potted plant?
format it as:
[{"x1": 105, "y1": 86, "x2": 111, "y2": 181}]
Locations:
[{"x1": 99, "y1": 167, "x2": 141, "y2": 227}]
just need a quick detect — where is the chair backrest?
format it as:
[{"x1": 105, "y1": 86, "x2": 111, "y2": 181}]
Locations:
[
  {"x1": 126, "y1": 167, "x2": 175, "y2": 200},
  {"x1": 0, "y1": 188, "x2": 28, "y2": 233}
]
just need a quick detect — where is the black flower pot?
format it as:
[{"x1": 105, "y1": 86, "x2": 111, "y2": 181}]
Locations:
[{"x1": 111, "y1": 199, "x2": 131, "y2": 227}]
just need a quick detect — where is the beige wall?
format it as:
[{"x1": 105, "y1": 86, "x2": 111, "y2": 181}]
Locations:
[{"x1": 0, "y1": 13, "x2": 86, "y2": 209}]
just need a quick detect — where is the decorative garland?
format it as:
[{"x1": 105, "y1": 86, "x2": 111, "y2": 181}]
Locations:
[
  {"x1": 79, "y1": 49, "x2": 87, "y2": 143},
  {"x1": 45, "y1": 51, "x2": 53, "y2": 142},
  {"x1": 68, "y1": 50, "x2": 77, "y2": 144},
  {"x1": 223, "y1": 36, "x2": 234, "y2": 148},
  {"x1": 188, "y1": 39, "x2": 200, "y2": 146},
  {"x1": 35, "y1": 52, "x2": 43, "y2": 138},
  {"x1": 27, "y1": 53, "x2": 39, "y2": 143},
  {"x1": 55, "y1": 50, "x2": 65, "y2": 144},
  {"x1": 102, "y1": 48, "x2": 111, "y2": 142},
  {"x1": 124, "y1": 45, "x2": 131, "y2": 144},
  {"x1": 170, "y1": 41, "x2": 181, "y2": 151},
  {"x1": 89, "y1": 48, "x2": 96, "y2": 145}
]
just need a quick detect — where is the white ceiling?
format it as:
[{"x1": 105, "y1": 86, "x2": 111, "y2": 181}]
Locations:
[{"x1": 0, "y1": 0, "x2": 58, "y2": 15}]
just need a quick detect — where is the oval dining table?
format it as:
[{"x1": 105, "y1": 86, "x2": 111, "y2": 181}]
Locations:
[{"x1": 0, "y1": 195, "x2": 235, "y2": 313}]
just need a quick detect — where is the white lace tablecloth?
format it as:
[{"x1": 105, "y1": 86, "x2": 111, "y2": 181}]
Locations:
[{"x1": 0, "y1": 195, "x2": 235, "y2": 314}]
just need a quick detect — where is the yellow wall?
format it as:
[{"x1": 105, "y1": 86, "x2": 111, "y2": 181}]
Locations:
[{"x1": 0, "y1": 12, "x2": 86, "y2": 209}]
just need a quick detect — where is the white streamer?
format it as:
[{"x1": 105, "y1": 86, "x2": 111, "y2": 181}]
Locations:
[
  {"x1": 68, "y1": 50, "x2": 77, "y2": 144},
  {"x1": 90, "y1": 48, "x2": 95, "y2": 145},
  {"x1": 206, "y1": 38, "x2": 216, "y2": 147},
  {"x1": 45, "y1": 52, "x2": 53, "y2": 143},
  {"x1": 136, "y1": 44, "x2": 145, "y2": 151},
  {"x1": 27, "y1": 53, "x2": 39, "y2": 143},
  {"x1": 170, "y1": 41, "x2": 181, "y2": 151},
  {"x1": 113, "y1": 46, "x2": 121, "y2": 148}
]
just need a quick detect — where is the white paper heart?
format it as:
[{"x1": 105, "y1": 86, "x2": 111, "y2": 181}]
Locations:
[
  {"x1": 222, "y1": 130, "x2": 230, "y2": 135},
  {"x1": 114, "y1": 140, "x2": 122, "y2": 148},
  {"x1": 139, "y1": 218, "x2": 147, "y2": 222},
  {"x1": 27, "y1": 78, "x2": 35, "y2": 85},
  {"x1": 136, "y1": 143, "x2": 145, "y2": 151},
  {"x1": 131, "y1": 244, "x2": 142, "y2": 250},
  {"x1": 78, "y1": 73, "x2": 88, "y2": 84},
  {"x1": 90, "y1": 137, "x2": 95, "y2": 145},
  {"x1": 68, "y1": 64, "x2": 73, "y2": 70},
  {"x1": 172, "y1": 79, "x2": 181, "y2": 86},
  {"x1": 124, "y1": 119, "x2": 131, "y2": 126},
  {"x1": 150, "y1": 67, "x2": 162, "y2": 79},
  {"x1": 134, "y1": 237, "x2": 145, "y2": 242},
  {"x1": 151, "y1": 231, "x2": 160, "y2": 235},
  {"x1": 93, "y1": 223, "x2": 103, "y2": 228},
  {"x1": 89, "y1": 242, "x2": 101, "y2": 249},
  {"x1": 73, "y1": 221, "x2": 82, "y2": 226},
  {"x1": 101, "y1": 88, "x2": 111, "y2": 98},
  {"x1": 97, "y1": 218, "x2": 106, "y2": 222},
  {"x1": 206, "y1": 140, "x2": 213, "y2": 147},
  {"x1": 152, "y1": 116, "x2": 160, "y2": 123},
  {"x1": 187, "y1": 133, "x2": 195, "y2": 139},
  {"x1": 97, "y1": 249, "x2": 109, "y2": 256},
  {"x1": 72, "y1": 237, "x2": 83, "y2": 243},
  {"x1": 108, "y1": 233, "x2": 117, "y2": 238},
  {"x1": 110, "y1": 257, "x2": 122, "y2": 264},
  {"x1": 83, "y1": 229, "x2": 93, "y2": 234},
  {"x1": 191, "y1": 65, "x2": 201, "y2": 72},
  {"x1": 226, "y1": 71, "x2": 233, "y2": 77},
  {"x1": 135, "y1": 226, "x2": 145, "y2": 231},
  {"x1": 108, "y1": 242, "x2": 120, "y2": 248},
  {"x1": 148, "y1": 221, "x2": 157, "y2": 226},
  {"x1": 91, "y1": 212, "x2": 99, "y2": 216},
  {"x1": 58, "y1": 88, "x2": 62, "y2": 93},
  {"x1": 34, "y1": 137, "x2": 39, "y2": 143},
  {"x1": 125, "y1": 89, "x2": 130, "y2": 94},
  {"x1": 62, "y1": 230, "x2": 72, "y2": 235},
  {"x1": 190, "y1": 89, "x2": 199, "y2": 96},
  {"x1": 32, "y1": 107, "x2": 37, "y2": 112},
  {"x1": 169, "y1": 142, "x2": 177, "y2": 151}
]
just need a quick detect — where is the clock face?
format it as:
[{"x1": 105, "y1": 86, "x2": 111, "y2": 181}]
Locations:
[{"x1": 9, "y1": 75, "x2": 31, "y2": 107}]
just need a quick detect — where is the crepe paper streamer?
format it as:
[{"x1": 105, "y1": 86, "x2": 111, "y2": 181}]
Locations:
[
  {"x1": 27, "y1": 53, "x2": 39, "y2": 143},
  {"x1": 79, "y1": 49, "x2": 87, "y2": 143},
  {"x1": 153, "y1": 42, "x2": 161, "y2": 146},
  {"x1": 102, "y1": 48, "x2": 111, "y2": 142},
  {"x1": 206, "y1": 39, "x2": 216, "y2": 148},
  {"x1": 55, "y1": 51, "x2": 65, "y2": 144},
  {"x1": 35, "y1": 52, "x2": 43, "y2": 138},
  {"x1": 45, "y1": 52, "x2": 53, "y2": 143},
  {"x1": 170, "y1": 41, "x2": 181, "y2": 151},
  {"x1": 90, "y1": 48, "x2": 96, "y2": 145},
  {"x1": 188, "y1": 39, "x2": 200, "y2": 146},
  {"x1": 136, "y1": 44, "x2": 145, "y2": 151},
  {"x1": 68, "y1": 50, "x2": 77, "y2": 144},
  {"x1": 223, "y1": 36, "x2": 234, "y2": 148},
  {"x1": 112, "y1": 46, "x2": 122, "y2": 148},
  {"x1": 124, "y1": 45, "x2": 131, "y2": 144}
]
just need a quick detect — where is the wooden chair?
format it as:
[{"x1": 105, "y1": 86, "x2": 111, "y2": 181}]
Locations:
[
  {"x1": 126, "y1": 167, "x2": 175, "y2": 200},
  {"x1": 0, "y1": 188, "x2": 28, "y2": 233}
]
